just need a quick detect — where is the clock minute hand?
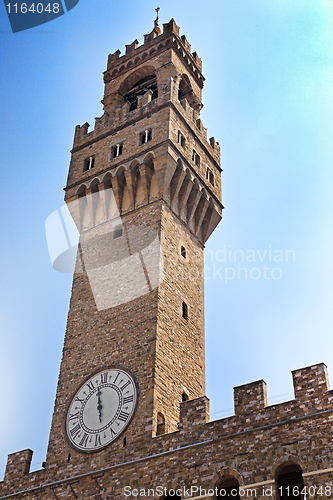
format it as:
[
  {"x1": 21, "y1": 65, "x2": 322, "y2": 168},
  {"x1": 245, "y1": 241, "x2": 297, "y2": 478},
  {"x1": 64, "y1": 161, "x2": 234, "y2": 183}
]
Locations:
[{"x1": 96, "y1": 387, "x2": 103, "y2": 423}]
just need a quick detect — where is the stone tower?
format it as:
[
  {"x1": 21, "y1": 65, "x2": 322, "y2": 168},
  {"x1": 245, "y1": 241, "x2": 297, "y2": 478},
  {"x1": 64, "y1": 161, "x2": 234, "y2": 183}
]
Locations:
[
  {"x1": 3, "y1": 16, "x2": 333, "y2": 500},
  {"x1": 45, "y1": 16, "x2": 222, "y2": 469}
]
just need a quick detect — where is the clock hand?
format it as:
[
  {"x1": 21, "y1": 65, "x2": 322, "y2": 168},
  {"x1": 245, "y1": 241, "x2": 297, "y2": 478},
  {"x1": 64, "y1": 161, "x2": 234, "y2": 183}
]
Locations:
[{"x1": 96, "y1": 387, "x2": 103, "y2": 423}]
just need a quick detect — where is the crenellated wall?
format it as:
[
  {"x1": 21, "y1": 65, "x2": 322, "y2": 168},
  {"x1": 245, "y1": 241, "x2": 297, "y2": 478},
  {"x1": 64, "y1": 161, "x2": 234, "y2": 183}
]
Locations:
[
  {"x1": 104, "y1": 19, "x2": 204, "y2": 90},
  {"x1": 2, "y1": 363, "x2": 333, "y2": 499}
]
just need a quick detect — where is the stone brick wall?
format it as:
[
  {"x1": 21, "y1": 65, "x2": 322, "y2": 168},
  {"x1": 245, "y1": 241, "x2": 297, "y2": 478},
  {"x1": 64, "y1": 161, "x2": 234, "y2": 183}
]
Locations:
[
  {"x1": 2, "y1": 363, "x2": 333, "y2": 500},
  {"x1": 4, "y1": 19, "x2": 333, "y2": 500}
]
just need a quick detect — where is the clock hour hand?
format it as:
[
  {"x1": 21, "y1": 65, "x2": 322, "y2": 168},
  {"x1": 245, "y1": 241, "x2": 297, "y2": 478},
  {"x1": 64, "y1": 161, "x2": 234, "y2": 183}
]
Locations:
[{"x1": 96, "y1": 387, "x2": 102, "y2": 423}]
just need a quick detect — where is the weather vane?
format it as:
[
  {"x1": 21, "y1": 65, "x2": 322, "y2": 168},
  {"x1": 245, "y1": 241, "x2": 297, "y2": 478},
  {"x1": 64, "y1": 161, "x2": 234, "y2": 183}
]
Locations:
[{"x1": 154, "y1": 7, "x2": 161, "y2": 34}]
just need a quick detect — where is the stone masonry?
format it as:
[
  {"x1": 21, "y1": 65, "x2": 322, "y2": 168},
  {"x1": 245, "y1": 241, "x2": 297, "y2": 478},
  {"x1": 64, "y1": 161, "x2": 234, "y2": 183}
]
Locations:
[{"x1": 1, "y1": 17, "x2": 333, "y2": 500}]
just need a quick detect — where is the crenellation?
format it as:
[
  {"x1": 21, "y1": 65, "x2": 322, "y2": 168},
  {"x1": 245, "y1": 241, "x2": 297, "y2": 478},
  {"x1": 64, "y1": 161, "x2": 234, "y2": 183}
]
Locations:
[
  {"x1": 107, "y1": 49, "x2": 121, "y2": 69},
  {"x1": 209, "y1": 136, "x2": 220, "y2": 153},
  {"x1": 174, "y1": 96, "x2": 220, "y2": 165},
  {"x1": 234, "y1": 380, "x2": 268, "y2": 416},
  {"x1": 3, "y1": 364, "x2": 333, "y2": 497},
  {"x1": 125, "y1": 40, "x2": 139, "y2": 55},
  {"x1": 179, "y1": 396, "x2": 209, "y2": 430},
  {"x1": 4, "y1": 450, "x2": 33, "y2": 480},
  {"x1": 192, "y1": 51, "x2": 202, "y2": 72},
  {"x1": 162, "y1": 18, "x2": 179, "y2": 36},
  {"x1": 292, "y1": 363, "x2": 330, "y2": 400},
  {"x1": 4, "y1": 17, "x2": 333, "y2": 500},
  {"x1": 103, "y1": 20, "x2": 203, "y2": 94},
  {"x1": 181, "y1": 34, "x2": 191, "y2": 53},
  {"x1": 144, "y1": 30, "x2": 159, "y2": 44}
]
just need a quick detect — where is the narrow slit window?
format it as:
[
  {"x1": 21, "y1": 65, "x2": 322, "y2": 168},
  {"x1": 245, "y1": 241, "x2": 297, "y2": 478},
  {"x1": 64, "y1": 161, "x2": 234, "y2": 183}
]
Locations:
[
  {"x1": 182, "y1": 301, "x2": 188, "y2": 320},
  {"x1": 177, "y1": 131, "x2": 185, "y2": 148},
  {"x1": 181, "y1": 246, "x2": 186, "y2": 259},
  {"x1": 182, "y1": 392, "x2": 189, "y2": 402},
  {"x1": 156, "y1": 412, "x2": 166, "y2": 436}
]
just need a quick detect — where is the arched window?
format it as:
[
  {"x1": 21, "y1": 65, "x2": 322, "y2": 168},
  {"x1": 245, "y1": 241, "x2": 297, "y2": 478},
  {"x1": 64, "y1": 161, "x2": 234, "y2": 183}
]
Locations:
[
  {"x1": 276, "y1": 464, "x2": 304, "y2": 500},
  {"x1": 206, "y1": 168, "x2": 214, "y2": 185},
  {"x1": 216, "y1": 478, "x2": 240, "y2": 500},
  {"x1": 182, "y1": 392, "x2": 189, "y2": 402},
  {"x1": 178, "y1": 74, "x2": 192, "y2": 102},
  {"x1": 123, "y1": 74, "x2": 158, "y2": 111},
  {"x1": 156, "y1": 412, "x2": 166, "y2": 436}
]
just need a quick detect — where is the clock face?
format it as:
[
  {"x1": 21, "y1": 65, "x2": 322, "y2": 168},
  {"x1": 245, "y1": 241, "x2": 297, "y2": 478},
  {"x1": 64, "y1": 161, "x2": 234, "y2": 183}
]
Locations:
[{"x1": 65, "y1": 367, "x2": 138, "y2": 452}]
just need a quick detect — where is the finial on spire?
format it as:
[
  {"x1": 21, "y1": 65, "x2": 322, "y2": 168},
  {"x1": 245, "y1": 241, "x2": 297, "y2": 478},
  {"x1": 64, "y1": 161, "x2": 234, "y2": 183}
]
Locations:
[{"x1": 154, "y1": 7, "x2": 161, "y2": 34}]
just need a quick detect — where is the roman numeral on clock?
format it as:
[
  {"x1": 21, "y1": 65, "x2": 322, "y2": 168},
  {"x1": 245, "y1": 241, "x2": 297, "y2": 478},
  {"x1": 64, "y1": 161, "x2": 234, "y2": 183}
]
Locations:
[
  {"x1": 95, "y1": 434, "x2": 102, "y2": 447},
  {"x1": 68, "y1": 411, "x2": 80, "y2": 421},
  {"x1": 120, "y1": 380, "x2": 130, "y2": 391},
  {"x1": 86, "y1": 380, "x2": 95, "y2": 392},
  {"x1": 100, "y1": 372, "x2": 108, "y2": 384},
  {"x1": 79, "y1": 433, "x2": 89, "y2": 447},
  {"x1": 123, "y1": 395, "x2": 134, "y2": 404},
  {"x1": 117, "y1": 411, "x2": 130, "y2": 422},
  {"x1": 70, "y1": 424, "x2": 81, "y2": 439}
]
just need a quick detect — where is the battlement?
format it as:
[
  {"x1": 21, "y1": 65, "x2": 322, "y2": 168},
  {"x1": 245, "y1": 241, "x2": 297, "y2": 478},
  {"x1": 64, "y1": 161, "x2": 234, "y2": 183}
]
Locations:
[
  {"x1": 3, "y1": 363, "x2": 333, "y2": 495},
  {"x1": 4, "y1": 450, "x2": 33, "y2": 480},
  {"x1": 179, "y1": 363, "x2": 333, "y2": 436},
  {"x1": 72, "y1": 77, "x2": 219, "y2": 164},
  {"x1": 103, "y1": 19, "x2": 203, "y2": 87}
]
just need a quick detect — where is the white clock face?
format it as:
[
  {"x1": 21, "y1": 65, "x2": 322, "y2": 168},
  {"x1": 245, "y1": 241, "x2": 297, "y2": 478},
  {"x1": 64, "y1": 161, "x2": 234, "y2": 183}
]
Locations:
[{"x1": 65, "y1": 367, "x2": 138, "y2": 452}]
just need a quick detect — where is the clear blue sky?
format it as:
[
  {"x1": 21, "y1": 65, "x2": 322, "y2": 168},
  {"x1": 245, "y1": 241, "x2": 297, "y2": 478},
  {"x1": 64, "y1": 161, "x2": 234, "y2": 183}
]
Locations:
[{"x1": 0, "y1": 0, "x2": 332, "y2": 478}]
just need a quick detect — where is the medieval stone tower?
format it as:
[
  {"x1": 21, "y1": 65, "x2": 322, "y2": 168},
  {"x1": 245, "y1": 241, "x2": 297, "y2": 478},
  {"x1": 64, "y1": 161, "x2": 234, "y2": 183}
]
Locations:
[
  {"x1": 2, "y1": 15, "x2": 333, "y2": 500},
  {"x1": 45, "y1": 14, "x2": 222, "y2": 465}
]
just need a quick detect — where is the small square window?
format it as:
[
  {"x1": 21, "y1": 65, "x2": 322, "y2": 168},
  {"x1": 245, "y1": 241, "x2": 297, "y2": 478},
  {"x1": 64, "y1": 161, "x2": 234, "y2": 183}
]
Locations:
[
  {"x1": 111, "y1": 143, "x2": 123, "y2": 159},
  {"x1": 83, "y1": 156, "x2": 95, "y2": 172},
  {"x1": 192, "y1": 150, "x2": 200, "y2": 167},
  {"x1": 140, "y1": 129, "x2": 152, "y2": 145}
]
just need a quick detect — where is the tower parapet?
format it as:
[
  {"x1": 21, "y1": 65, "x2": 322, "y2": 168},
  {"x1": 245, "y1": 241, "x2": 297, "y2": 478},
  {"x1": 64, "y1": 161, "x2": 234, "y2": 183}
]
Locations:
[{"x1": 67, "y1": 19, "x2": 222, "y2": 246}]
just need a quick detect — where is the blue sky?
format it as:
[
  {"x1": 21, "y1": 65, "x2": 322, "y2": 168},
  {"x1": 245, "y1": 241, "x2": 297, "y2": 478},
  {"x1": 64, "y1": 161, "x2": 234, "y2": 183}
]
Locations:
[{"x1": 0, "y1": 0, "x2": 332, "y2": 478}]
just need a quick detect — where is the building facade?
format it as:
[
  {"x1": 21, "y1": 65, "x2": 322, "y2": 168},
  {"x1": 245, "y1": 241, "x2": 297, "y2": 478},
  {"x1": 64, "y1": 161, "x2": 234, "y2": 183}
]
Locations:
[{"x1": 2, "y1": 16, "x2": 333, "y2": 500}]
